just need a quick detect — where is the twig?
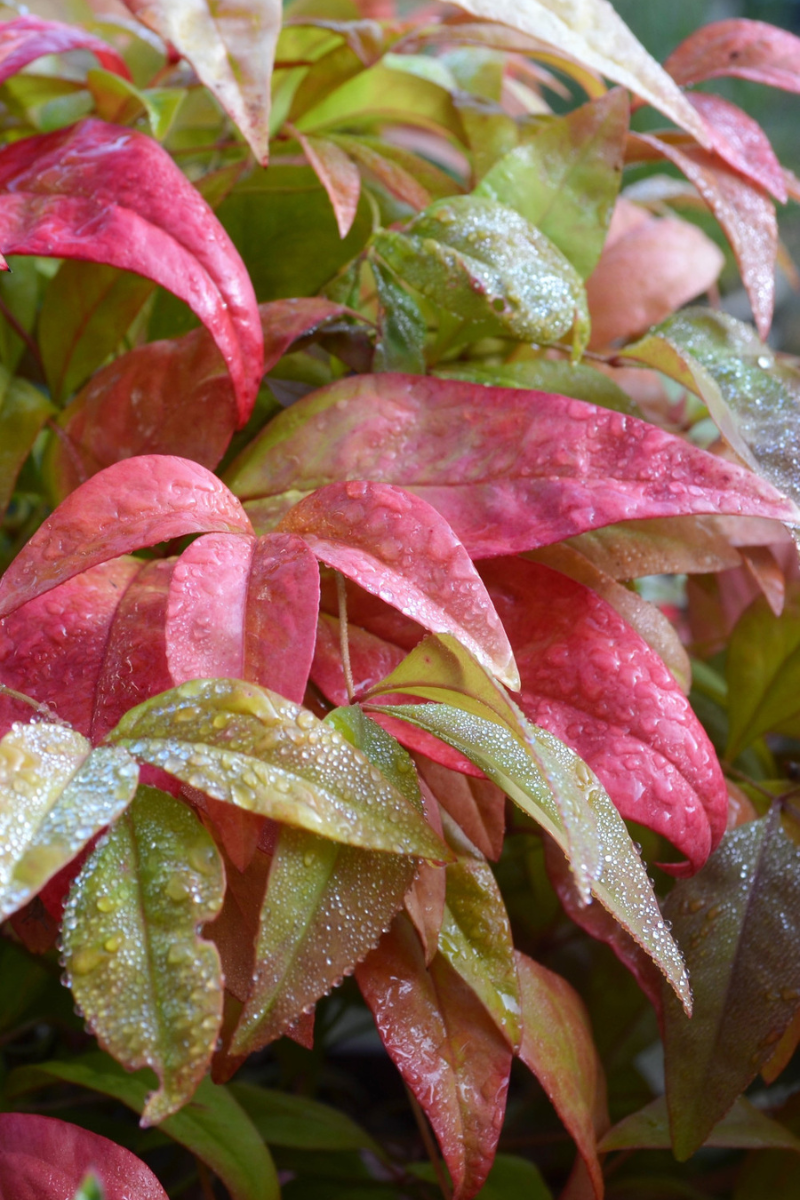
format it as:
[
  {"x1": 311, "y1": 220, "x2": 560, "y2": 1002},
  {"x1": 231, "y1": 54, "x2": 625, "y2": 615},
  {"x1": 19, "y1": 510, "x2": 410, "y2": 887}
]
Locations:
[
  {"x1": 336, "y1": 571, "x2": 356, "y2": 703},
  {"x1": 405, "y1": 1084, "x2": 452, "y2": 1200},
  {"x1": 0, "y1": 683, "x2": 62, "y2": 723}
]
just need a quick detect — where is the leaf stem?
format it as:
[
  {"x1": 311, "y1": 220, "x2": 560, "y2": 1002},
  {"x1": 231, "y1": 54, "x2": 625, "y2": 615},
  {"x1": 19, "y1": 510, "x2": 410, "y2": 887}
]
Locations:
[
  {"x1": 0, "y1": 683, "x2": 61, "y2": 723},
  {"x1": 405, "y1": 1083, "x2": 452, "y2": 1200},
  {"x1": 336, "y1": 571, "x2": 356, "y2": 704}
]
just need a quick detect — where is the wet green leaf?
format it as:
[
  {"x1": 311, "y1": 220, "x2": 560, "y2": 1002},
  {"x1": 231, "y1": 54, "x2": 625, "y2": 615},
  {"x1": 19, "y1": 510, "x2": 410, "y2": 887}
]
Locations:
[
  {"x1": 600, "y1": 1095, "x2": 800, "y2": 1153},
  {"x1": 62, "y1": 787, "x2": 225, "y2": 1124},
  {"x1": 373, "y1": 197, "x2": 589, "y2": 354},
  {"x1": 372, "y1": 259, "x2": 426, "y2": 374},
  {"x1": 0, "y1": 722, "x2": 138, "y2": 920},
  {"x1": 229, "y1": 1081, "x2": 379, "y2": 1152},
  {"x1": 435, "y1": 358, "x2": 638, "y2": 415},
  {"x1": 476, "y1": 90, "x2": 628, "y2": 278},
  {"x1": 110, "y1": 679, "x2": 447, "y2": 860},
  {"x1": 663, "y1": 810, "x2": 800, "y2": 1159},
  {"x1": 231, "y1": 709, "x2": 422, "y2": 1053},
  {"x1": 726, "y1": 593, "x2": 800, "y2": 758},
  {"x1": 0, "y1": 372, "x2": 55, "y2": 517},
  {"x1": 6, "y1": 1052, "x2": 279, "y2": 1200}
]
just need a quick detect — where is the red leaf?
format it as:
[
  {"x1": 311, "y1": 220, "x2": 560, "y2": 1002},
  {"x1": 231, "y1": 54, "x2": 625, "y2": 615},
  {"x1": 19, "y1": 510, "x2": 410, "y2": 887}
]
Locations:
[
  {"x1": 280, "y1": 480, "x2": 520, "y2": 689},
  {"x1": 630, "y1": 132, "x2": 777, "y2": 340},
  {"x1": 357, "y1": 915, "x2": 511, "y2": 1200},
  {"x1": 666, "y1": 18, "x2": 800, "y2": 93},
  {"x1": 515, "y1": 951, "x2": 609, "y2": 1200},
  {"x1": 0, "y1": 15, "x2": 131, "y2": 85},
  {"x1": 480, "y1": 557, "x2": 727, "y2": 873},
  {"x1": 0, "y1": 119, "x2": 262, "y2": 422},
  {"x1": 0, "y1": 1112, "x2": 167, "y2": 1199},
  {"x1": 166, "y1": 531, "x2": 320, "y2": 704},
  {"x1": 311, "y1": 612, "x2": 407, "y2": 706},
  {"x1": 0, "y1": 456, "x2": 251, "y2": 620},
  {"x1": 232, "y1": 374, "x2": 800, "y2": 555},
  {"x1": 297, "y1": 132, "x2": 361, "y2": 238},
  {"x1": 688, "y1": 92, "x2": 787, "y2": 203},
  {"x1": 416, "y1": 757, "x2": 506, "y2": 862}
]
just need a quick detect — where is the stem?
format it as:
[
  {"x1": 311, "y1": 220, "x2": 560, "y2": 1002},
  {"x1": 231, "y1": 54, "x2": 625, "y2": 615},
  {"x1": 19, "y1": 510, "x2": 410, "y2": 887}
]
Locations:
[
  {"x1": 336, "y1": 571, "x2": 356, "y2": 704},
  {"x1": 723, "y1": 764, "x2": 779, "y2": 804},
  {"x1": 197, "y1": 1161, "x2": 217, "y2": 1200},
  {"x1": 0, "y1": 683, "x2": 60, "y2": 722},
  {"x1": 405, "y1": 1084, "x2": 452, "y2": 1200}
]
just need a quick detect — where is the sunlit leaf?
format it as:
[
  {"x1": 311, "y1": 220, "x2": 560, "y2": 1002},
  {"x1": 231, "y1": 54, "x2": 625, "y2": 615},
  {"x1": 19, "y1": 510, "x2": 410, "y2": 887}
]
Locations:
[
  {"x1": 600, "y1": 1094, "x2": 800, "y2": 1152},
  {"x1": 0, "y1": 721, "x2": 137, "y2": 920},
  {"x1": 62, "y1": 787, "x2": 225, "y2": 1124},
  {"x1": 663, "y1": 809, "x2": 800, "y2": 1159}
]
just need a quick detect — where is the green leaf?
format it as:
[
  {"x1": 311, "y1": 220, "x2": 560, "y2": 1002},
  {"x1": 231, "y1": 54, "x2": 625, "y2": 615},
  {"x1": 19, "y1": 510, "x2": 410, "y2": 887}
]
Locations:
[
  {"x1": 0, "y1": 373, "x2": 56, "y2": 518},
  {"x1": 229, "y1": 1081, "x2": 380, "y2": 1152},
  {"x1": 434, "y1": 358, "x2": 638, "y2": 415},
  {"x1": 230, "y1": 709, "x2": 422, "y2": 1053},
  {"x1": 62, "y1": 787, "x2": 225, "y2": 1124},
  {"x1": 294, "y1": 63, "x2": 464, "y2": 139},
  {"x1": 109, "y1": 679, "x2": 448, "y2": 860},
  {"x1": 39, "y1": 261, "x2": 155, "y2": 401},
  {"x1": 73, "y1": 1175, "x2": 104, "y2": 1200},
  {"x1": 475, "y1": 1154, "x2": 553, "y2": 1199},
  {"x1": 622, "y1": 309, "x2": 800, "y2": 513},
  {"x1": 663, "y1": 809, "x2": 800, "y2": 1159},
  {"x1": 455, "y1": 95, "x2": 519, "y2": 181},
  {"x1": 373, "y1": 197, "x2": 589, "y2": 354},
  {"x1": 0, "y1": 722, "x2": 138, "y2": 920},
  {"x1": 600, "y1": 1095, "x2": 800, "y2": 1153},
  {"x1": 475, "y1": 90, "x2": 628, "y2": 278},
  {"x1": 372, "y1": 259, "x2": 426, "y2": 374},
  {"x1": 6, "y1": 1052, "x2": 279, "y2": 1200},
  {"x1": 0, "y1": 257, "x2": 39, "y2": 372},
  {"x1": 726, "y1": 594, "x2": 800, "y2": 758},
  {"x1": 86, "y1": 68, "x2": 184, "y2": 140}
]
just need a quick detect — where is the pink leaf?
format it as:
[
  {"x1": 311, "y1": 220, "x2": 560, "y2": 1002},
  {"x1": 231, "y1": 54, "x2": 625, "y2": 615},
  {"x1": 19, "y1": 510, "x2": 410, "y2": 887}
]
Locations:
[
  {"x1": 416, "y1": 757, "x2": 506, "y2": 862},
  {"x1": 0, "y1": 1112, "x2": 167, "y2": 1200},
  {"x1": 630, "y1": 132, "x2": 777, "y2": 340},
  {"x1": 0, "y1": 119, "x2": 262, "y2": 422},
  {"x1": 0, "y1": 456, "x2": 252, "y2": 620},
  {"x1": 280, "y1": 480, "x2": 520, "y2": 689},
  {"x1": 296, "y1": 133, "x2": 361, "y2": 238},
  {"x1": 232, "y1": 374, "x2": 800, "y2": 556},
  {"x1": 515, "y1": 951, "x2": 609, "y2": 1200},
  {"x1": 311, "y1": 612, "x2": 407, "y2": 707},
  {"x1": 357, "y1": 914, "x2": 511, "y2": 1200},
  {"x1": 666, "y1": 18, "x2": 800, "y2": 93},
  {"x1": 481, "y1": 556, "x2": 727, "y2": 873},
  {"x1": 0, "y1": 15, "x2": 131, "y2": 85},
  {"x1": 688, "y1": 92, "x2": 787, "y2": 203},
  {"x1": 166, "y1": 531, "x2": 320, "y2": 703}
]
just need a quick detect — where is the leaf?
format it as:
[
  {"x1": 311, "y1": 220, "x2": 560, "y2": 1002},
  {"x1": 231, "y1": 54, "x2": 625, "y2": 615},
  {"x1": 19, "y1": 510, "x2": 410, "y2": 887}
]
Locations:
[
  {"x1": 8, "y1": 1053, "x2": 279, "y2": 1200},
  {"x1": 624, "y1": 308, "x2": 800, "y2": 520},
  {"x1": 435, "y1": 357, "x2": 638, "y2": 415},
  {"x1": 372, "y1": 258, "x2": 426, "y2": 374},
  {"x1": 566, "y1": 514, "x2": 752, "y2": 580},
  {"x1": 584, "y1": 197, "x2": 724, "y2": 348},
  {"x1": 38, "y1": 261, "x2": 155, "y2": 402},
  {"x1": 665, "y1": 18, "x2": 800, "y2": 93},
  {"x1": 629, "y1": 132, "x2": 777, "y2": 340},
  {"x1": 0, "y1": 15, "x2": 132, "y2": 86},
  {"x1": 600, "y1": 1094, "x2": 800, "y2": 1153},
  {"x1": 86, "y1": 68, "x2": 185, "y2": 142},
  {"x1": 447, "y1": 0, "x2": 709, "y2": 145},
  {"x1": 417, "y1": 757, "x2": 506, "y2": 863},
  {"x1": 296, "y1": 132, "x2": 361, "y2": 238},
  {"x1": 294, "y1": 63, "x2": 464, "y2": 140},
  {"x1": 229, "y1": 1081, "x2": 379, "y2": 1152},
  {"x1": 225, "y1": 374, "x2": 799, "y2": 558},
  {"x1": 662, "y1": 809, "x2": 800, "y2": 1159},
  {"x1": 0, "y1": 722, "x2": 138, "y2": 920},
  {"x1": 0, "y1": 456, "x2": 251, "y2": 620},
  {"x1": 0, "y1": 372, "x2": 55, "y2": 518},
  {"x1": 516, "y1": 952, "x2": 608, "y2": 1199},
  {"x1": 166, "y1": 531, "x2": 320, "y2": 704},
  {"x1": 475, "y1": 89, "x2": 627, "y2": 279},
  {"x1": 687, "y1": 92, "x2": 787, "y2": 204},
  {"x1": 123, "y1": 0, "x2": 280, "y2": 165},
  {"x1": 109, "y1": 678, "x2": 448, "y2": 860},
  {"x1": 279, "y1": 480, "x2": 519, "y2": 689},
  {"x1": 0, "y1": 1112, "x2": 167, "y2": 1200},
  {"x1": 480, "y1": 556, "x2": 726, "y2": 872},
  {"x1": 725, "y1": 592, "x2": 800, "y2": 758},
  {"x1": 373, "y1": 197, "x2": 590, "y2": 353},
  {"x1": 329, "y1": 134, "x2": 456, "y2": 209},
  {"x1": 357, "y1": 914, "x2": 512, "y2": 1200},
  {"x1": 0, "y1": 119, "x2": 262, "y2": 422},
  {"x1": 62, "y1": 787, "x2": 225, "y2": 1124}
]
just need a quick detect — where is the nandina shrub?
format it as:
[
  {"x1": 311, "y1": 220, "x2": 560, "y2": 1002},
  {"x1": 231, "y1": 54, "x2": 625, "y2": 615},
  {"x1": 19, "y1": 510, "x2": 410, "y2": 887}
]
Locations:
[{"x1": 1, "y1": 2, "x2": 800, "y2": 1197}]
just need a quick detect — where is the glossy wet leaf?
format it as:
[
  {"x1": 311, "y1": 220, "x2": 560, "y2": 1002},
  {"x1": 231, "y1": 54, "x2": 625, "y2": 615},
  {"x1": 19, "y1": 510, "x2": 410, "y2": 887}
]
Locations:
[
  {"x1": 166, "y1": 531, "x2": 319, "y2": 705},
  {"x1": 665, "y1": 18, "x2": 800, "y2": 93},
  {"x1": 663, "y1": 810, "x2": 800, "y2": 1159},
  {"x1": 230, "y1": 1081, "x2": 379, "y2": 1152},
  {"x1": 357, "y1": 913, "x2": 512, "y2": 1200},
  {"x1": 226, "y1": 373, "x2": 800, "y2": 558},
  {"x1": 0, "y1": 456, "x2": 251, "y2": 620},
  {"x1": 373, "y1": 197, "x2": 589, "y2": 353},
  {"x1": 0, "y1": 372, "x2": 55, "y2": 518},
  {"x1": 62, "y1": 787, "x2": 225, "y2": 1124},
  {"x1": 726, "y1": 592, "x2": 800, "y2": 757},
  {"x1": 0, "y1": 722, "x2": 137, "y2": 920},
  {"x1": 7, "y1": 1052, "x2": 279, "y2": 1200},
  {"x1": 476, "y1": 89, "x2": 627, "y2": 279},
  {"x1": 566, "y1": 514, "x2": 749, "y2": 579},
  {"x1": 0, "y1": 1112, "x2": 166, "y2": 1200},
  {"x1": 123, "y1": 1, "x2": 280, "y2": 165},
  {"x1": 280, "y1": 480, "x2": 518, "y2": 689},
  {"x1": 516, "y1": 951, "x2": 608, "y2": 1199},
  {"x1": 0, "y1": 15, "x2": 131, "y2": 87},
  {"x1": 109, "y1": 678, "x2": 447, "y2": 860},
  {"x1": 600, "y1": 1094, "x2": 800, "y2": 1153},
  {"x1": 688, "y1": 91, "x2": 787, "y2": 204},
  {"x1": 372, "y1": 258, "x2": 426, "y2": 374}
]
